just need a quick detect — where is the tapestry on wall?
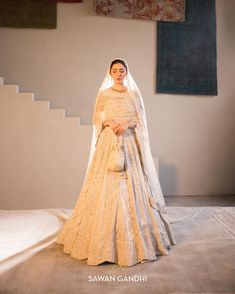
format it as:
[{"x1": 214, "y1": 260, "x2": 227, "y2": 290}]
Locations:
[
  {"x1": 0, "y1": 0, "x2": 56, "y2": 29},
  {"x1": 95, "y1": 0, "x2": 185, "y2": 22},
  {"x1": 156, "y1": 0, "x2": 217, "y2": 95}
]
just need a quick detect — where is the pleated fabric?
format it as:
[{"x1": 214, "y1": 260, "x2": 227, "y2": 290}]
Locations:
[{"x1": 56, "y1": 88, "x2": 174, "y2": 266}]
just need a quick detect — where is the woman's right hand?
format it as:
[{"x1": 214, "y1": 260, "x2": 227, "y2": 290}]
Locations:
[{"x1": 103, "y1": 119, "x2": 120, "y2": 134}]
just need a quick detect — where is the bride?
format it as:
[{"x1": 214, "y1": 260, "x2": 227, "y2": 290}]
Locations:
[{"x1": 56, "y1": 58, "x2": 176, "y2": 266}]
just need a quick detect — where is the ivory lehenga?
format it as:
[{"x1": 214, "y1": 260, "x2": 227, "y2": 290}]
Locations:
[{"x1": 56, "y1": 83, "x2": 176, "y2": 267}]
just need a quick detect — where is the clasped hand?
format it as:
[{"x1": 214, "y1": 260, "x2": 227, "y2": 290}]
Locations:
[
  {"x1": 104, "y1": 120, "x2": 132, "y2": 136},
  {"x1": 113, "y1": 122, "x2": 129, "y2": 136}
]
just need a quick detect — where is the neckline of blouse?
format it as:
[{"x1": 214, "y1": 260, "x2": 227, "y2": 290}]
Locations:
[{"x1": 111, "y1": 87, "x2": 128, "y2": 93}]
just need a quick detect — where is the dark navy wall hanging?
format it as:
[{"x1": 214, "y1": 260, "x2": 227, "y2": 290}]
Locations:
[{"x1": 156, "y1": 0, "x2": 217, "y2": 95}]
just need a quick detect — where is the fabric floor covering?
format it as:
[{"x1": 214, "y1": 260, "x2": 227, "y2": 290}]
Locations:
[{"x1": 0, "y1": 207, "x2": 234, "y2": 294}]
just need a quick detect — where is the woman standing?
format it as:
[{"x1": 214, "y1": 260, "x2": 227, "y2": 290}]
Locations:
[{"x1": 56, "y1": 58, "x2": 176, "y2": 266}]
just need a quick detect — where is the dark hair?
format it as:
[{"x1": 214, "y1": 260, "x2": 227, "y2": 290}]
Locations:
[{"x1": 109, "y1": 59, "x2": 128, "y2": 73}]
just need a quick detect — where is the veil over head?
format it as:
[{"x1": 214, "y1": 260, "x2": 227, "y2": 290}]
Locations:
[{"x1": 83, "y1": 59, "x2": 176, "y2": 244}]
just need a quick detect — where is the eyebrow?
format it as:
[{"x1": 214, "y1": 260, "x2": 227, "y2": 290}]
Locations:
[{"x1": 112, "y1": 68, "x2": 125, "y2": 71}]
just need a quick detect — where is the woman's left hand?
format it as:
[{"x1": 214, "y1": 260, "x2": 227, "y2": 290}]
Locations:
[{"x1": 115, "y1": 122, "x2": 129, "y2": 136}]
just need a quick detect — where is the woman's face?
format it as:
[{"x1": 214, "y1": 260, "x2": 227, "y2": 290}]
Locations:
[{"x1": 110, "y1": 63, "x2": 127, "y2": 85}]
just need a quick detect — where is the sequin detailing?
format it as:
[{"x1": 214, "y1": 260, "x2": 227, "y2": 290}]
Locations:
[{"x1": 56, "y1": 87, "x2": 174, "y2": 266}]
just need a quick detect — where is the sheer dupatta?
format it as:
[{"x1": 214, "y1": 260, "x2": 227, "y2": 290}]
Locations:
[{"x1": 84, "y1": 60, "x2": 176, "y2": 245}]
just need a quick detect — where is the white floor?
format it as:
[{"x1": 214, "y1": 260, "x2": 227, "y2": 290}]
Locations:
[{"x1": 0, "y1": 209, "x2": 72, "y2": 273}]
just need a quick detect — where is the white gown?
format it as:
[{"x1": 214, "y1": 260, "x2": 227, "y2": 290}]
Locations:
[{"x1": 56, "y1": 87, "x2": 176, "y2": 266}]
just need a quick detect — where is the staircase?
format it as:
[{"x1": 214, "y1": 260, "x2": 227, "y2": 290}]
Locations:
[
  {"x1": 0, "y1": 77, "x2": 159, "y2": 209},
  {"x1": 0, "y1": 77, "x2": 92, "y2": 209}
]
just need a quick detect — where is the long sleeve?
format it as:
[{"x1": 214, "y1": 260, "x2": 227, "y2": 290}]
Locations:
[{"x1": 92, "y1": 91, "x2": 105, "y2": 146}]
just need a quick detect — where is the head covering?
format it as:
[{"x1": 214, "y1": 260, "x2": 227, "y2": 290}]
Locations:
[{"x1": 84, "y1": 58, "x2": 176, "y2": 245}]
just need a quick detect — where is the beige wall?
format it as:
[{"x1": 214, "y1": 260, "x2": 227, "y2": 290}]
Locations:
[{"x1": 0, "y1": 0, "x2": 235, "y2": 199}]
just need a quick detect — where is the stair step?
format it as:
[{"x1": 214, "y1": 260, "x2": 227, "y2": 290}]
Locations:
[
  {"x1": 34, "y1": 100, "x2": 50, "y2": 110},
  {"x1": 66, "y1": 116, "x2": 81, "y2": 126},
  {"x1": 0, "y1": 84, "x2": 19, "y2": 94},
  {"x1": 49, "y1": 108, "x2": 65, "y2": 118},
  {"x1": 18, "y1": 92, "x2": 34, "y2": 102}
]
